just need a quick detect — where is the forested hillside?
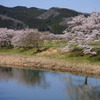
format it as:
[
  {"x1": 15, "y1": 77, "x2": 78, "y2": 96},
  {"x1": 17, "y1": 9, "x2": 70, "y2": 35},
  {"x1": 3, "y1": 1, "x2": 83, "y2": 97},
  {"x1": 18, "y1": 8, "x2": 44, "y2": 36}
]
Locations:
[{"x1": 0, "y1": 5, "x2": 84, "y2": 34}]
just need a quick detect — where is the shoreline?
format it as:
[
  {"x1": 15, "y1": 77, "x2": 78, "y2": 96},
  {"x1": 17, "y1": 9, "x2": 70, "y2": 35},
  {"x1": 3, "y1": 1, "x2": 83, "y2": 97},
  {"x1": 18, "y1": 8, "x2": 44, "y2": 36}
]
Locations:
[{"x1": 0, "y1": 54, "x2": 100, "y2": 77}]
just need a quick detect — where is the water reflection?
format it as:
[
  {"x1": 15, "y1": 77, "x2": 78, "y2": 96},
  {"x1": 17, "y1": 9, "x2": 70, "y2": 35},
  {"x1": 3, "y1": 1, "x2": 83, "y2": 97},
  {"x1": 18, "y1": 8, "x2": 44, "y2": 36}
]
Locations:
[
  {"x1": 0, "y1": 67, "x2": 49, "y2": 88},
  {"x1": 63, "y1": 75, "x2": 100, "y2": 100},
  {"x1": 0, "y1": 66, "x2": 100, "y2": 100}
]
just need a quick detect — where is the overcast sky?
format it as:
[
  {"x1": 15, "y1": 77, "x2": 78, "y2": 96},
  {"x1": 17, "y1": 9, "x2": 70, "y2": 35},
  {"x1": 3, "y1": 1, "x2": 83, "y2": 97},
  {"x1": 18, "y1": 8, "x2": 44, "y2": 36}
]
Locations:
[{"x1": 0, "y1": 0, "x2": 100, "y2": 13}]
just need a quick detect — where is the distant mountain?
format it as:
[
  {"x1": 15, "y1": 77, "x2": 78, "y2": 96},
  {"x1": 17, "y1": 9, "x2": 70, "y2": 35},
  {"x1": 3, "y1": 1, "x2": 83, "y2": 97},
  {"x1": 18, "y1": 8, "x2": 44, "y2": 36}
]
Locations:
[{"x1": 0, "y1": 5, "x2": 86, "y2": 34}]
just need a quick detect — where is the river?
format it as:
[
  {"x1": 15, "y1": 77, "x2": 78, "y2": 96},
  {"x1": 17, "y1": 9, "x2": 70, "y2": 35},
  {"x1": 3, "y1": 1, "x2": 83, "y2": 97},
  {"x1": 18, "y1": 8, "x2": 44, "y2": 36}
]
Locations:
[{"x1": 0, "y1": 66, "x2": 100, "y2": 100}]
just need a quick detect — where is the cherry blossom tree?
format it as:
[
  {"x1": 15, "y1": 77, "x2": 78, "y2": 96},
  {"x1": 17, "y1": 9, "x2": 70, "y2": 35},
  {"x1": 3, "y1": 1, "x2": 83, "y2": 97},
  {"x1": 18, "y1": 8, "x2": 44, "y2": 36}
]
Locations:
[
  {"x1": 63, "y1": 12, "x2": 100, "y2": 55},
  {"x1": 21, "y1": 30, "x2": 43, "y2": 51},
  {"x1": 0, "y1": 28, "x2": 43, "y2": 50},
  {"x1": 0, "y1": 28, "x2": 14, "y2": 47}
]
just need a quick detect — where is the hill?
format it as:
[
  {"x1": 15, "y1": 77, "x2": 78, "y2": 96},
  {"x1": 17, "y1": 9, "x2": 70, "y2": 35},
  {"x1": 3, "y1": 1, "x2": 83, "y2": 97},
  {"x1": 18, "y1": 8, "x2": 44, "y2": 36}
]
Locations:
[
  {"x1": 0, "y1": 14, "x2": 26, "y2": 29},
  {"x1": 0, "y1": 5, "x2": 84, "y2": 34}
]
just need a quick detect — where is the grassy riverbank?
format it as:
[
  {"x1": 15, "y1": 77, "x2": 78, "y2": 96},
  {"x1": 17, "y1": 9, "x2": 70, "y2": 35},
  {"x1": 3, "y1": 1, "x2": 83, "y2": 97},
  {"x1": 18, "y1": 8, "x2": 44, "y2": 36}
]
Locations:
[{"x1": 0, "y1": 40, "x2": 100, "y2": 76}]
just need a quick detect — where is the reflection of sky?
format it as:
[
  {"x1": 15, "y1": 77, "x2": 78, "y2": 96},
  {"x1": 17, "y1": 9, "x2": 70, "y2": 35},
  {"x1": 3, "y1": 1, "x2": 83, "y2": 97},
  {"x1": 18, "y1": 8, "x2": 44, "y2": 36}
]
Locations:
[
  {"x1": 0, "y1": 67, "x2": 100, "y2": 100},
  {"x1": 64, "y1": 74, "x2": 100, "y2": 87}
]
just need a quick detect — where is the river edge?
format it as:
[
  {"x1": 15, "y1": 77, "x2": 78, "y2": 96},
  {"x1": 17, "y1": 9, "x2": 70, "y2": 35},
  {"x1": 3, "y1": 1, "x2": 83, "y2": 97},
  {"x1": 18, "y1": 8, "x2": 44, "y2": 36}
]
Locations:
[{"x1": 0, "y1": 54, "x2": 100, "y2": 77}]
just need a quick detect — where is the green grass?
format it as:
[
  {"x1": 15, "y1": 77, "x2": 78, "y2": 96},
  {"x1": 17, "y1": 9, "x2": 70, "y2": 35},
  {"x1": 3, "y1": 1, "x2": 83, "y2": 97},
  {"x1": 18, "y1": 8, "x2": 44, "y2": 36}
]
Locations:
[
  {"x1": 89, "y1": 42, "x2": 100, "y2": 47},
  {"x1": 0, "y1": 40, "x2": 66, "y2": 54},
  {"x1": 0, "y1": 47, "x2": 37, "y2": 55},
  {"x1": 43, "y1": 40, "x2": 66, "y2": 48},
  {"x1": 0, "y1": 40, "x2": 100, "y2": 66}
]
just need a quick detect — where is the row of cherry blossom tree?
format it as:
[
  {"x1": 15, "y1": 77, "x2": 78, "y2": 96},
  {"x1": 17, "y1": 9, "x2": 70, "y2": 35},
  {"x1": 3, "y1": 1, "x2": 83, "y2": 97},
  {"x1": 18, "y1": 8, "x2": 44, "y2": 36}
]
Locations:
[
  {"x1": 0, "y1": 12, "x2": 100, "y2": 54},
  {"x1": 0, "y1": 28, "x2": 67, "y2": 49},
  {"x1": 0, "y1": 28, "x2": 43, "y2": 51}
]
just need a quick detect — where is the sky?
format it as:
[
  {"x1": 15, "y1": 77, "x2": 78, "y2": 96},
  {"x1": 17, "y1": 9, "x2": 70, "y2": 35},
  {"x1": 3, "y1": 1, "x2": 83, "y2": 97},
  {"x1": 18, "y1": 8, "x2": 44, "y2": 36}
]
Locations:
[{"x1": 0, "y1": 0, "x2": 100, "y2": 13}]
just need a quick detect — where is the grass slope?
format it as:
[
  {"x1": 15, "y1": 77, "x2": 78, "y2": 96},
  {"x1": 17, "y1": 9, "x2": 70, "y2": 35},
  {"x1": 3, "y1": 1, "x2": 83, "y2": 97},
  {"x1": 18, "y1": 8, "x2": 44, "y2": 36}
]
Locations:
[{"x1": 0, "y1": 40, "x2": 100, "y2": 66}]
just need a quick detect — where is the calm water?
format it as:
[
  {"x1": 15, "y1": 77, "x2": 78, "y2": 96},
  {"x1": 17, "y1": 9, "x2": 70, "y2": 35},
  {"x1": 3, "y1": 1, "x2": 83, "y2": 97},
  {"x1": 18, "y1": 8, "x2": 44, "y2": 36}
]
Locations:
[{"x1": 0, "y1": 67, "x2": 100, "y2": 100}]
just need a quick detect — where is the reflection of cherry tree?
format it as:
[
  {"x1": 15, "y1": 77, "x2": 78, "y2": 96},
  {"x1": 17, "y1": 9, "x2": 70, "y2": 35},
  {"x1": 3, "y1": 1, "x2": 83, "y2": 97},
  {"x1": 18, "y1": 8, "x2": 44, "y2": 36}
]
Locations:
[
  {"x1": 63, "y1": 12, "x2": 100, "y2": 54},
  {"x1": 0, "y1": 67, "x2": 50, "y2": 88},
  {"x1": 63, "y1": 75, "x2": 100, "y2": 100}
]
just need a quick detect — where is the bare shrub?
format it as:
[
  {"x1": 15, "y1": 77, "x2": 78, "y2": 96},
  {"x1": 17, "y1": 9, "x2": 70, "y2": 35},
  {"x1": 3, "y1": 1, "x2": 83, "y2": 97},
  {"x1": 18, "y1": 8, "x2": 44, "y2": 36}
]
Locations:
[{"x1": 21, "y1": 31, "x2": 43, "y2": 52}]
